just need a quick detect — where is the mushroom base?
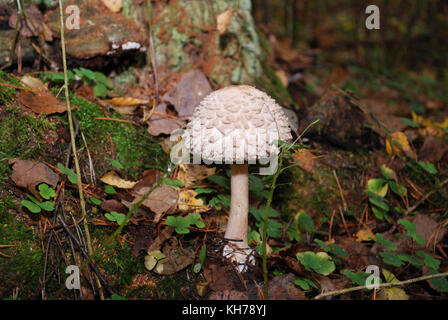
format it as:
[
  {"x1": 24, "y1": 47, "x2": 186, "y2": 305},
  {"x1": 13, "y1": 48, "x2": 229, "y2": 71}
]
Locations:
[{"x1": 223, "y1": 244, "x2": 255, "y2": 273}]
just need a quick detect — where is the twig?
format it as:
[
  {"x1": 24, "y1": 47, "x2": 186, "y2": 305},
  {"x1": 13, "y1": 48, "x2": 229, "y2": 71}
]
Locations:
[
  {"x1": 57, "y1": 0, "x2": 102, "y2": 299},
  {"x1": 333, "y1": 169, "x2": 347, "y2": 211},
  {"x1": 314, "y1": 271, "x2": 448, "y2": 300},
  {"x1": 404, "y1": 178, "x2": 448, "y2": 215},
  {"x1": 338, "y1": 205, "x2": 350, "y2": 236},
  {"x1": 58, "y1": 216, "x2": 114, "y2": 297}
]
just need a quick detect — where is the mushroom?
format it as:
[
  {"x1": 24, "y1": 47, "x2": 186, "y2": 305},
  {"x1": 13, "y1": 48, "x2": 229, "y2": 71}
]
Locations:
[{"x1": 182, "y1": 85, "x2": 292, "y2": 271}]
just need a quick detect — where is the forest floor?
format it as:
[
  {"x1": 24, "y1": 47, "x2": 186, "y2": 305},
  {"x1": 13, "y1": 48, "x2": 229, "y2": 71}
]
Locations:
[{"x1": 0, "y1": 1, "x2": 447, "y2": 300}]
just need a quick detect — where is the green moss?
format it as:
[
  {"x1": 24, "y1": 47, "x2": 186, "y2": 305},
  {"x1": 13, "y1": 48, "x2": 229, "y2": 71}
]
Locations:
[
  {"x1": 66, "y1": 94, "x2": 168, "y2": 179},
  {"x1": 0, "y1": 71, "x2": 22, "y2": 103},
  {"x1": 0, "y1": 107, "x2": 56, "y2": 186},
  {"x1": 0, "y1": 196, "x2": 44, "y2": 299}
]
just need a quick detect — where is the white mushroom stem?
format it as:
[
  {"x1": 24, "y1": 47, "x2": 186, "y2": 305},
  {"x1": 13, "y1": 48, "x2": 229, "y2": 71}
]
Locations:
[{"x1": 223, "y1": 164, "x2": 254, "y2": 271}]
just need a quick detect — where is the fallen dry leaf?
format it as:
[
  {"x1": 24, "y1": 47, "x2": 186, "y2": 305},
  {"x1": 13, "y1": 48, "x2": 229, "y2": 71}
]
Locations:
[
  {"x1": 177, "y1": 163, "x2": 216, "y2": 187},
  {"x1": 101, "y1": 0, "x2": 122, "y2": 12},
  {"x1": 147, "y1": 103, "x2": 186, "y2": 136},
  {"x1": 293, "y1": 149, "x2": 315, "y2": 173},
  {"x1": 100, "y1": 171, "x2": 137, "y2": 189},
  {"x1": 133, "y1": 185, "x2": 178, "y2": 222},
  {"x1": 355, "y1": 228, "x2": 375, "y2": 242},
  {"x1": 268, "y1": 274, "x2": 305, "y2": 300},
  {"x1": 275, "y1": 70, "x2": 288, "y2": 87},
  {"x1": 178, "y1": 190, "x2": 209, "y2": 213},
  {"x1": 419, "y1": 134, "x2": 448, "y2": 164},
  {"x1": 162, "y1": 70, "x2": 212, "y2": 118},
  {"x1": 104, "y1": 97, "x2": 148, "y2": 106},
  {"x1": 20, "y1": 75, "x2": 46, "y2": 91},
  {"x1": 147, "y1": 239, "x2": 195, "y2": 275},
  {"x1": 9, "y1": 158, "x2": 59, "y2": 198},
  {"x1": 100, "y1": 199, "x2": 126, "y2": 213},
  {"x1": 216, "y1": 9, "x2": 232, "y2": 35},
  {"x1": 9, "y1": 5, "x2": 49, "y2": 38},
  {"x1": 385, "y1": 131, "x2": 416, "y2": 158},
  {"x1": 19, "y1": 89, "x2": 73, "y2": 115}
]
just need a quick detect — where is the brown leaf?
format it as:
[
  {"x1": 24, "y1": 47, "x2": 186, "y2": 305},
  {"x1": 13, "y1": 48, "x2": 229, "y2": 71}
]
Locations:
[
  {"x1": 293, "y1": 149, "x2": 315, "y2": 173},
  {"x1": 268, "y1": 274, "x2": 305, "y2": 300},
  {"x1": 100, "y1": 199, "x2": 125, "y2": 213},
  {"x1": 147, "y1": 103, "x2": 186, "y2": 136},
  {"x1": 9, "y1": 158, "x2": 59, "y2": 198},
  {"x1": 162, "y1": 70, "x2": 212, "y2": 118},
  {"x1": 19, "y1": 89, "x2": 73, "y2": 115},
  {"x1": 151, "y1": 239, "x2": 195, "y2": 275},
  {"x1": 133, "y1": 185, "x2": 178, "y2": 222},
  {"x1": 177, "y1": 163, "x2": 216, "y2": 187},
  {"x1": 419, "y1": 134, "x2": 448, "y2": 164},
  {"x1": 9, "y1": 5, "x2": 46, "y2": 38}
]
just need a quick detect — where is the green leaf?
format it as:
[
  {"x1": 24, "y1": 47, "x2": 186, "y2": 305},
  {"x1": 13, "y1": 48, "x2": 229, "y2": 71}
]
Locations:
[
  {"x1": 88, "y1": 197, "x2": 102, "y2": 206},
  {"x1": 314, "y1": 239, "x2": 330, "y2": 251},
  {"x1": 194, "y1": 188, "x2": 215, "y2": 194},
  {"x1": 105, "y1": 185, "x2": 116, "y2": 195},
  {"x1": 187, "y1": 213, "x2": 205, "y2": 228},
  {"x1": 401, "y1": 118, "x2": 420, "y2": 128},
  {"x1": 258, "y1": 219, "x2": 283, "y2": 238},
  {"x1": 75, "y1": 67, "x2": 96, "y2": 81},
  {"x1": 166, "y1": 216, "x2": 191, "y2": 234},
  {"x1": 199, "y1": 244, "x2": 206, "y2": 265},
  {"x1": 162, "y1": 178, "x2": 184, "y2": 188},
  {"x1": 21, "y1": 200, "x2": 41, "y2": 213},
  {"x1": 39, "y1": 201, "x2": 54, "y2": 211},
  {"x1": 398, "y1": 219, "x2": 425, "y2": 245},
  {"x1": 343, "y1": 270, "x2": 370, "y2": 286},
  {"x1": 57, "y1": 163, "x2": 78, "y2": 185},
  {"x1": 38, "y1": 183, "x2": 56, "y2": 200},
  {"x1": 208, "y1": 175, "x2": 230, "y2": 190},
  {"x1": 107, "y1": 294, "x2": 127, "y2": 300},
  {"x1": 374, "y1": 233, "x2": 397, "y2": 251},
  {"x1": 297, "y1": 251, "x2": 335, "y2": 275},
  {"x1": 328, "y1": 243, "x2": 349, "y2": 257},
  {"x1": 106, "y1": 158, "x2": 124, "y2": 169},
  {"x1": 294, "y1": 278, "x2": 310, "y2": 290},
  {"x1": 381, "y1": 165, "x2": 395, "y2": 180},
  {"x1": 365, "y1": 190, "x2": 389, "y2": 212},
  {"x1": 416, "y1": 251, "x2": 440, "y2": 270},
  {"x1": 368, "y1": 178, "x2": 388, "y2": 197},
  {"x1": 428, "y1": 269, "x2": 448, "y2": 292},
  {"x1": 94, "y1": 71, "x2": 113, "y2": 89},
  {"x1": 417, "y1": 161, "x2": 438, "y2": 175},
  {"x1": 379, "y1": 252, "x2": 405, "y2": 267},
  {"x1": 193, "y1": 263, "x2": 202, "y2": 273},
  {"x1": 410, "y1": 102, "x2": 424, "y2": 114},
  {"x1": 371, "y1": 206, "x2": 389, "y2": 221},
  {"x1": 93, "y1": 83, "x2": 108, "y2": 98},
  {"x1": 297, "y1": 212, "x2": 315, "y2": 233},
  {"x1": 104, "y1": 212, "x2": 116, "y2": 222},
  {"x1": 389, "y1": 181, "x2": 407, "y2": 197},
  {"x1": 248, "y1": 174, "x2": 265, "y2": 192}
]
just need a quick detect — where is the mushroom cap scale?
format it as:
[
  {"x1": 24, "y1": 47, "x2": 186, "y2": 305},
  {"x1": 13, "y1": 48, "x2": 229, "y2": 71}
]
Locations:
[{"x1": 183, "y1": 85, "x2": 292, "y2": 164}]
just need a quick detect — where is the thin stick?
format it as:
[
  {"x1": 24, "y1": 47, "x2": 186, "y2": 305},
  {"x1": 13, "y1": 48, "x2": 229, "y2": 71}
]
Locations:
[
  {"x1": 333, "y1": 169, "x2": 347, "y2": 211},
  {"x1": 314, "y1": 271, "x2": 448, "y2": 300},
  {"x1": 57, "y1": 0, "x2": 102, "y2": 299},
  {"x1": 404, "y1": 178, "x2": 448, "y2": 215}
]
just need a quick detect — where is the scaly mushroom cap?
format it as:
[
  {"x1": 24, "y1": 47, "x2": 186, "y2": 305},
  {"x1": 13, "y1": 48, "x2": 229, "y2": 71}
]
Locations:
[{"x1": 183, "y1": 85, "x2": 292, "y2": 163}]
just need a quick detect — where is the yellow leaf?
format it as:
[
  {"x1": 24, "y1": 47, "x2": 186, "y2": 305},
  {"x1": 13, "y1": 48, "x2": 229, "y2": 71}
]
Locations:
[
  {"x1": 177, "y1": 163, "x2": 215, "y2": 187},
  {"x1": 101, "y1": 0, "x2": 122, "y2": 12},
  {"x1": 355, "y1": 228, "x2": 375, "y2": 242},
  {"x1": 178, "y1": 190, "x2": 209, "y2": 213},
  {"x1": 100, "y1": 171, "x2": 137, "y2": 189},
  {"x1": 103, "y1": 97, "x2": 148, "y2": 106},
  {"x1": 385, "y1": 131, "x2": 416, "y2": 158},
  {"x1": 217, "y1": 9, "x2": 232, "y2": 35}
]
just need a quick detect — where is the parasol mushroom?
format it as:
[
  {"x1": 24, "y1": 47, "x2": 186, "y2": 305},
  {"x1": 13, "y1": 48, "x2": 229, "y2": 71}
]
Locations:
[{"x1": 182, "y1": 85, "x2": 292, "y2": 271}]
